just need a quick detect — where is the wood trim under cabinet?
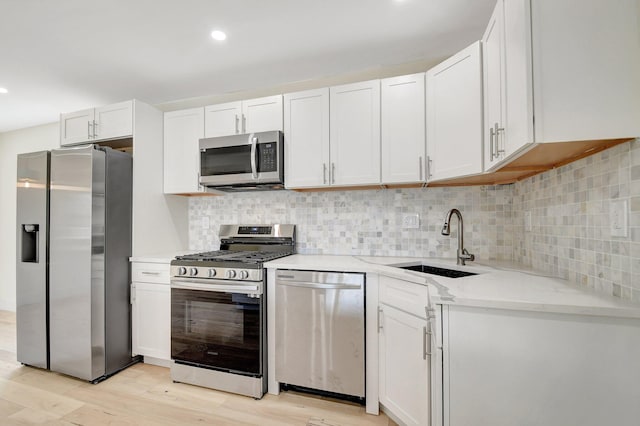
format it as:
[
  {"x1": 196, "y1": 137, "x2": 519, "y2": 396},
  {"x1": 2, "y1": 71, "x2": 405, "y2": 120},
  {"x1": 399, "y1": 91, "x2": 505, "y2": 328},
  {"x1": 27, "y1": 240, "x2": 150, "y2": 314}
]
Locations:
[{"x1": 428, "y1": 137, "x2": 633, "y2": 187}]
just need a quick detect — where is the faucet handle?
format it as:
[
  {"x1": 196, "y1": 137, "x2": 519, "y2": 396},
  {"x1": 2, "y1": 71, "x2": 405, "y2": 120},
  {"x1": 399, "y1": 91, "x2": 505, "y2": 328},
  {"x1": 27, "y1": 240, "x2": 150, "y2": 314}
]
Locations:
[{"x1": 461, "y1": 248, "x2": 475, "y2": 262}]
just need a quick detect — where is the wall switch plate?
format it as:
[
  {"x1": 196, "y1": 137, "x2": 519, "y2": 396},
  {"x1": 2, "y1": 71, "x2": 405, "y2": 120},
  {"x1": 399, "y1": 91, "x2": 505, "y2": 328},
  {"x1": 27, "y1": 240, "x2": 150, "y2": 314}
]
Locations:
[
  {"x1": 524, "y1": 211, "x2": 532, "y2": 232},
  {"x1": 610, "y1": 199, "x2": 628, "y2": 237},
  {"x1": 402, "y1": 213, "x2": 420, "y2": 229},
  {"x1": 201, "y1": 216, "x2": 210, "y2": 229}
]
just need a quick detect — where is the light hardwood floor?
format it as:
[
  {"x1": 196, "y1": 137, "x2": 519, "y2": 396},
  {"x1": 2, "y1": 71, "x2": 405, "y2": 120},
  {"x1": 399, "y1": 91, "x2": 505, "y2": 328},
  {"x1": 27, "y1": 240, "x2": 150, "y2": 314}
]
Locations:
[{"x1": 0, "y1": 311, "x2": 396, "y2": 425}]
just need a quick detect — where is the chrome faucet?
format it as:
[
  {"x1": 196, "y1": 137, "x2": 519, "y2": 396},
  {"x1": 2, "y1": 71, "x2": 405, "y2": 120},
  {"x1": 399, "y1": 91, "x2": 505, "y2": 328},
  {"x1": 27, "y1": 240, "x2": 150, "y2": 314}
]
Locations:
[{"x1": 441, "y1": 208, "x2": 475, "y2": 266}]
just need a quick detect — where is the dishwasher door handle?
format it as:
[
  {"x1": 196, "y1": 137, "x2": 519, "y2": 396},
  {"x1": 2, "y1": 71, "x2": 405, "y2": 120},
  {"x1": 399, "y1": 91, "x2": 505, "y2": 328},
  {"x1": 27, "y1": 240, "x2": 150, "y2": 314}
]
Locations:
[{"x1": 276, "y1": 280, "x2": 362, "y2": 290}]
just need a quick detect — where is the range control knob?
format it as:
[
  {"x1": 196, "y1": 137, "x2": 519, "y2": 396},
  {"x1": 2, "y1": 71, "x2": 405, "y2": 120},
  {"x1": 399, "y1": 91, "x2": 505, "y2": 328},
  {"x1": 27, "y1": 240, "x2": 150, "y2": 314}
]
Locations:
[
  {"x1": 238, "y1": 270, "x2": 249, "y2": 280},
  {"x1": 178, "y1": 267, "x2": 187, "y2": 276},
  {"x1": 226, "y1": 269, "x2": 237, "y2": 279},
  {"x1": 208, "y1": 268, "x2": 217, "y2": 278},
  {"x1": 190, "y1": 268, "x2": 198, "y2": 276}
]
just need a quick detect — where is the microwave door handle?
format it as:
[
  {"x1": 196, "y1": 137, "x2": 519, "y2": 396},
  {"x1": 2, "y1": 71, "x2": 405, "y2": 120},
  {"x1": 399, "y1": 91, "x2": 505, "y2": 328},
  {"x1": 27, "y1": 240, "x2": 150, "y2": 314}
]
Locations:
[{"x1": 250, "y1": 134, "x2": 258, "y2": 179}]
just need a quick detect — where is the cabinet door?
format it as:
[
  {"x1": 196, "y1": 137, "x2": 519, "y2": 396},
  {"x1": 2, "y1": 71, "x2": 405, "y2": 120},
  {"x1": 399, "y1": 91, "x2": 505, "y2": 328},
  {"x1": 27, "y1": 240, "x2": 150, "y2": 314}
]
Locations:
[
  {"x1": 164, "y1": 107, "x2": 204, "y2": 194},
  {"x1": 502, "y1": 0, "x2": 534, "y2": 160},
  {"x1": 379, "y1": 304, "x2": 430, "y2": 426},
  {"x1": 94, "y1": 100, "x2": 133, "y2": 141},
  {"x1": 284, "y1": 88, "x2": 330, "y2": 188},
  {"x1": 204, "y1": 101, "x2": 242, "y2": 137},
  {"x1": 132, "y1": 282, "x2": 171, "y2": 360},
  {"x1": 482, "y1": 0, "x2": 506, "y2": 171},
  {"x1": 426, "y1": 41, "x2": 483, "y2": 182},
  {"x1": 529, "y1": 0, "x2": 640, "y2": 143},
  {"x1": 242, "y1": 95, "x2": 283, "y2": 133},
  {"x1": 60, "y1": 108, "x2": 95, "y2": 146},
  {"x1": 330, "y1": 80, "x2": 381, "y2": 186},
  {"x1": 381, "y1": 73, "x2": 426, "y2": 184}
]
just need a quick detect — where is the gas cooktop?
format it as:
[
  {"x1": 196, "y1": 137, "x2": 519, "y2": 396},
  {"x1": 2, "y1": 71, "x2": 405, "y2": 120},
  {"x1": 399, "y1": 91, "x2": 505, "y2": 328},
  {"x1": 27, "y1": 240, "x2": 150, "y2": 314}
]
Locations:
[
  {"x1": 174, "y1": 249, "x2": 293, "y2": 264},
  {"x1": 170, "y1": 224, "x2": 296, "y2": 282}
]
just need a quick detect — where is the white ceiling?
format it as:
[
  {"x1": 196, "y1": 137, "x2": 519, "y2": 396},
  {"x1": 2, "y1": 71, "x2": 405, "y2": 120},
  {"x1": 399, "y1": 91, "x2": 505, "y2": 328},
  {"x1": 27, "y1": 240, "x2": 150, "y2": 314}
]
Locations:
[{"x1": 0, "y1": 0, "x2": 495, "y2": 134}]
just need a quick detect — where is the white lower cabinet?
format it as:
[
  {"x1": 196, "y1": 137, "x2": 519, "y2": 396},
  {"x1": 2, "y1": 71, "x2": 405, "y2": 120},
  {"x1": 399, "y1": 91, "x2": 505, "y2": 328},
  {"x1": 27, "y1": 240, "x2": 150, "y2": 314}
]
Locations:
[
  {"x1": 378, "y1": 276, "x2": 431, "y2": 426},
  {"x1": 442, "y1": 305, "x2": 640, "y2": 426},
  {"x1": 131, "y1": 262, "x2": 171, "y2": 365},
  {"x1": 379, "y1": 304, "x2": 430, "y2": 426}
]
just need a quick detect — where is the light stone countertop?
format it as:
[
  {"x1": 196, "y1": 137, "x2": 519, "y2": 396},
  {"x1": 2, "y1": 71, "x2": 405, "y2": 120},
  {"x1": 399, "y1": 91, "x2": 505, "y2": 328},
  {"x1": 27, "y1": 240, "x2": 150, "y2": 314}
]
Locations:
[
  {"x1": 265, "y1": 254, "x2": 640, "y2": 319},
  {"x1": 129, "y1": 251, "x2": 193, "y2": 264}
]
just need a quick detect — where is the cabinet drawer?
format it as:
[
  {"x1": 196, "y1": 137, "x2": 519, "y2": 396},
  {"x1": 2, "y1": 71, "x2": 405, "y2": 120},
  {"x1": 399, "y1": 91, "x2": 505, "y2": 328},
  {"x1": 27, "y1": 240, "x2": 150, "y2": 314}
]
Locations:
[
  {"x1": 131, "y1": 262, "x2": 170, "y2": 284},
  {"x1": 379, "y1": 275, "x2": 429, "y2": 319}
]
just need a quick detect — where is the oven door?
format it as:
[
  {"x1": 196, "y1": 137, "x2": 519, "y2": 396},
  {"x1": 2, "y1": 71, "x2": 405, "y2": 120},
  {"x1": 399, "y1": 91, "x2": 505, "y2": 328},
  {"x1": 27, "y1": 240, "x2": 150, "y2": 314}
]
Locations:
[
  {"x1": 170, "y1": 281, "x2": 264, "y2": 377},
  {"x1": 199, "y1": 131, "x2": 283, "y2": 186}
]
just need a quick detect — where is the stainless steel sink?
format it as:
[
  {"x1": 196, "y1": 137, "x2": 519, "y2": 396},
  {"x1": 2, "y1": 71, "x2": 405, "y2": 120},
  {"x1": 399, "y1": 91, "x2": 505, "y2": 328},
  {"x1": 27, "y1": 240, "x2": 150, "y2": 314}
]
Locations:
[{"x1": 396, "y1": 264, "x2": 477, "y2": 278}]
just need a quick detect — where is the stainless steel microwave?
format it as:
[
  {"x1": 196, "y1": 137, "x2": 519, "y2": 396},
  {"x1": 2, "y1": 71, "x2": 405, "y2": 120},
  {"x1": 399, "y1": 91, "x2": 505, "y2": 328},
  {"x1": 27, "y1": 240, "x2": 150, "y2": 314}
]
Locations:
[{"x1": 199, "y1": 130, "x2": 284, "y2": 191}]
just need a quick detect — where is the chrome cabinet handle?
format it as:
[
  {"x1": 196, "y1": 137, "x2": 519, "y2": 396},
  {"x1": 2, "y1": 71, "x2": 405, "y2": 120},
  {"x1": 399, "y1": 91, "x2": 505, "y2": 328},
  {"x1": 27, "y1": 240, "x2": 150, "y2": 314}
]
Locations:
[
  {"x1": 93, "y1": 120, "x2": 98, "y2": 138},
  {"x1": 419, "y1": 156, "x2": 423, "y2": 180},
  {"x1": 130, "y1": 283, "x2": 135, "y2": 304},
  {"x1": 87, "y1": 121, "x2": 92, "y2": 139},
  {"x1": 250, "y1": 134, "x2": 258, "y2": 179},
  {"x1": 495, "y1": 123, "x2": 505, "y2": 156},
  {"x1": 427, "y1": 156, "x2": 433, "y2": 178},
  {"x1": 242, "y1": 114, "x2": 246, "y2": 133},
  {"x1": 423, "y1": 326, "x2": 432, "y2": 359},
  {"x1": 235, "y1": 114, "x2": 239, "y2": 134},
  {"x1": 323, "y1": 163, "x2": 327, "y2": 185},
  {"x1": 331, "y1": 163, "x2": 336, "y2": 184},
  {"x1": 141, "y1": 271, "x2": 161, "y2": 276},
  {"x1": 378, "y1": 307, "x2": 384, "y2": 331},
  {"x1": 490, "y1": 126, "x2": 495, "y2": 160}
]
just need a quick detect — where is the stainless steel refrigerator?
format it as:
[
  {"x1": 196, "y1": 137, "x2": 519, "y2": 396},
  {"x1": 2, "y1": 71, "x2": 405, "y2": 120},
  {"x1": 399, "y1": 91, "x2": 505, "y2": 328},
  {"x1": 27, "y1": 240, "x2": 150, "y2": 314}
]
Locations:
[{"x1": 16, "y1": 144, "x2": 136, "y2": 382}]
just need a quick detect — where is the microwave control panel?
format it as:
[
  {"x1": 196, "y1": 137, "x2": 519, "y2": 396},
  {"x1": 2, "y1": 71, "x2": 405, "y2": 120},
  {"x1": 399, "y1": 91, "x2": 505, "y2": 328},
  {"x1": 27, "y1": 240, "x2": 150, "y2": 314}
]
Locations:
[{"x1": 259, "y1": 143, "x2": 277, "y2": 172}]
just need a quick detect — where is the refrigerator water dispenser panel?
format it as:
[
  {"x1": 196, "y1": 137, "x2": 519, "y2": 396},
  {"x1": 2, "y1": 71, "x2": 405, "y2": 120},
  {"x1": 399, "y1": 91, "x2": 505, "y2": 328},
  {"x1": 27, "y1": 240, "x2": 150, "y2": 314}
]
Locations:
[{"x1": 21, "y1": 224, "x2": 39, "y2": 263}]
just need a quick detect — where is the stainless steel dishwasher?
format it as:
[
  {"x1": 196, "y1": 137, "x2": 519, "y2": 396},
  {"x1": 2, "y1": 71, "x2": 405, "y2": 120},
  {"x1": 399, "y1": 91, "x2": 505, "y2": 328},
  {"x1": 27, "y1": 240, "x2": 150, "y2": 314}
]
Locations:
[{"x1": 275, "y1": 270, "x2": 365, "y2": 399}]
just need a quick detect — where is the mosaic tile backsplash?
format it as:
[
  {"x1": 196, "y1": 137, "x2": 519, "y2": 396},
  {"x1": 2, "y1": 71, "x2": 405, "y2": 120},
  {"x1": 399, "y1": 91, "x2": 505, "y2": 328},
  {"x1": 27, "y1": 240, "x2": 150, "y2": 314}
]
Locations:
[
  {"x1": 512, "y1": 138, "x2": 640, "y2": 302},
  {"x1": 189, "y1": 138, "x2": 640, "y2": 300},
  {"x1": 189, "y1": 185, "x2": 515, "y2": 261}
]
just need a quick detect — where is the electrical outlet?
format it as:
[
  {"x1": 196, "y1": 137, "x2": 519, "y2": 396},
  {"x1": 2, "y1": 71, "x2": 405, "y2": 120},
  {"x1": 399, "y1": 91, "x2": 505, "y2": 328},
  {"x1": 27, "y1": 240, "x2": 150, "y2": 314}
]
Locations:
[
  {"x1": 402, "y1": 214, "x2": 420, "y2": 229},
  {"x1": 524, "y1": 211, "x2": 532, "y2": 232},
  {"x1": 201, "y1": 216, "x2": 210, "y2": 229},
  {"x1": 610, "y1": 199, "x2": 628, "y2": 237}
]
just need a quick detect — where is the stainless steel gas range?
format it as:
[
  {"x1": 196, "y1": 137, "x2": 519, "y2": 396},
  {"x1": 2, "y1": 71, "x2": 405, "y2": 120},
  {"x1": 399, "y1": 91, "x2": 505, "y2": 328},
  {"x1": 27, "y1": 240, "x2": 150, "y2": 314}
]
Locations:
[{"x1": 169, "y1": 224, "x2": 295, "y2": 399}]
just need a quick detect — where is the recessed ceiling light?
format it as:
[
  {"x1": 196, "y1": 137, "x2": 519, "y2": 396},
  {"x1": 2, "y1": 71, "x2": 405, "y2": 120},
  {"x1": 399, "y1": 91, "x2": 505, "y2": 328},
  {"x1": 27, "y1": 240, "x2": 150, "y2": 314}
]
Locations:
[
  {"x1": 210, "y1": 30, "x2": 227, "y2": 41},
  {"x1": 0, "y1": 87, "x2": 8, "y2": 94}
]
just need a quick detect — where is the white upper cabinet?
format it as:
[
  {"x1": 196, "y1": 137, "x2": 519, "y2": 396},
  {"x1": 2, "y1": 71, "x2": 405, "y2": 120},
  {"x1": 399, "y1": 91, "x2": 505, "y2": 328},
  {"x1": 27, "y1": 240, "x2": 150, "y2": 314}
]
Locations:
[
  {"x1": 484, "y1": 0, "x2": 640, "y2": 171},
  {"x1": 284, "y1": 88, "x2": 330, "y2": 189},
  {"x1": 93, "y1": 101, "x2": 134, "y2": 141},
  {"x1": 204, "y1": 95, "x2": 283, "y2": 138},
  {"x1": 243, "y1": 95, "x2": 284, "y2": 134},
  {"x1": 427, "y1": 41, "x2": 483, "y2": 182},
  {"x1": 330, "y1": 80, "x2": 381, "y2": 186},
  {"x1": 204, "y1": 101, "x2": 241, "y2": 137},
  {"x1": 60, "y1": 108, "x2": 95, "y2": 146},
  {"x1": 163, "y1": 107, "x2": 204, "y2": 194},
  {"x1": 482, "y1": 0, "x2": 507, "y2": 170},
  {"x1": 381, "y1": 73, "x2": 426, "y2": 184},
  {"x1": 60, "y1": 100, "x2": 133, "y2": 146}
]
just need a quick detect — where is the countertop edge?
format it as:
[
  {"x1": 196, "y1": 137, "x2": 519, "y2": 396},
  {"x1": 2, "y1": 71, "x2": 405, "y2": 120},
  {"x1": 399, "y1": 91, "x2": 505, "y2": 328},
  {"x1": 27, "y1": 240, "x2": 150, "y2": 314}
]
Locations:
[{"x1": 265, "y1": 254, "x2": 640, "y2": 319}]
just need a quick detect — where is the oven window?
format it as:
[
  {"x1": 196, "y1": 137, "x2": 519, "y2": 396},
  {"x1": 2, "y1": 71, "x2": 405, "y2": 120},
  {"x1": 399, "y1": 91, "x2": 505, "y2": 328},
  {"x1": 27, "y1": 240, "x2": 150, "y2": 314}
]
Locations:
[
  {"x1": 200, "y1": 143, "x2": 277, "y2": 176},
  {"x1": 201, "y1": 145, "x2": 252, "y2": 176},
  {"x1": 171, "y1": 289, "x2": 262, "y2": 375}
]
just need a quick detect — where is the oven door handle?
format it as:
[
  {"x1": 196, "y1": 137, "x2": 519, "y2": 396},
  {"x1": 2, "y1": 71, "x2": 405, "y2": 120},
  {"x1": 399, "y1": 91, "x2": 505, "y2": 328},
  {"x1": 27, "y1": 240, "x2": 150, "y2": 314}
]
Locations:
[
  {"x1": 250, "y1": 133, "x2": 258, "y2": 180},
  {"x1": 171, "y1": 279, "x2": 260, "y2": 294}
]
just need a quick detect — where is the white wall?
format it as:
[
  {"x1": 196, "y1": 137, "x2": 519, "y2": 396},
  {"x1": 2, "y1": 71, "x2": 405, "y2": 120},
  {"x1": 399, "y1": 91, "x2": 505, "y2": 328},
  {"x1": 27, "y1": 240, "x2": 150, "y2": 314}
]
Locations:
[{"x1": 0, "y1": 123, "x2": 59, "y2": 310}]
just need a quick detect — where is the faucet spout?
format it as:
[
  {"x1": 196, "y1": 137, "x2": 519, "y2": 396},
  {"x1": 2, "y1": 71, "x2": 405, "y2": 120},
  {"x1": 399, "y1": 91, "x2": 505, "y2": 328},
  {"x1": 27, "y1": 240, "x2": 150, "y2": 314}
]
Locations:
[{"x1": 441, "y1": 209, "x2": 475, "y2": 266}]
